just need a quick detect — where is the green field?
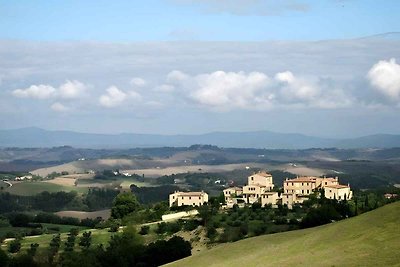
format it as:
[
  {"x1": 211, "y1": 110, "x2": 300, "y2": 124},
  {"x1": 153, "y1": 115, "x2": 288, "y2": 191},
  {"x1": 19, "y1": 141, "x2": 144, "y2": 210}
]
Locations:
[
  {"x1": 76, "y1": 177, "x2": 156, "y2": 189},
  {"x1": 4, "y1": 182, "x2": 88, "y2": 196},
  {"x1": 1, "y1": 228, "x2": 113, "y2": 253},
  {"x1": 169, "y1": 202, "x2": 400, "y2": 267},
  {"x1": 1, "y1": 223, "x2": 161, "y2": 253}
]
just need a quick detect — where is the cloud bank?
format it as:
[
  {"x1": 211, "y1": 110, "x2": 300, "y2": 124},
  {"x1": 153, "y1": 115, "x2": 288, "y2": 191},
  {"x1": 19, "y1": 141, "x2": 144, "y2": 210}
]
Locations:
[{"x1": 1, "y1": 39, "x2": 400, "y2": 135}]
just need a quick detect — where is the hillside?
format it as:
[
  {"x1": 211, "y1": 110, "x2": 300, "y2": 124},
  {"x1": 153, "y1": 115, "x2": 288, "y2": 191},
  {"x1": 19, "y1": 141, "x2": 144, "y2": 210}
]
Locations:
[
  {"x1": 168, "y1": 202, "x2": 400, "y2": 267},
  {"x1": 2, "y1": 127, "x2": 400, "y2": 149}
]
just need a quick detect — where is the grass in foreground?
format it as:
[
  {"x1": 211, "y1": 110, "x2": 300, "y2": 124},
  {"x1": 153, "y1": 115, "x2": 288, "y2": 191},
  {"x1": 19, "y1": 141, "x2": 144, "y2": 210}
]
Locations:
[{"x1": 168, "y1": 201, "x2": 400, "y2": 267}]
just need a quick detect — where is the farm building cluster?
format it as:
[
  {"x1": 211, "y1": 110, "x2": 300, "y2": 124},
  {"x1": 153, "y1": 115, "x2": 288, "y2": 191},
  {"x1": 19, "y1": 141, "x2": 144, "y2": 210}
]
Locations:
[{"x1": 169, "y1": 171, "x2": 352, "y2": 209}]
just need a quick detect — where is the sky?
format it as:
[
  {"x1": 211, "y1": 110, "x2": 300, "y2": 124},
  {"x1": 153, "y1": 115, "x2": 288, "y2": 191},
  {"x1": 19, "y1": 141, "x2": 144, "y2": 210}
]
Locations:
[{"x1": 0, "y1": 0, "x2": 400, "y2": 138}]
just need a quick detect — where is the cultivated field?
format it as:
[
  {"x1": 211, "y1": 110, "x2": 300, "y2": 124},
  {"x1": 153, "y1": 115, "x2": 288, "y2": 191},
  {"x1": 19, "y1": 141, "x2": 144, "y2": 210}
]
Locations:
[
  {"x1": 55, "y1": 209, "x2": 111, "y2": 220},
  {"x1": 123, "y1": 163, "x2": 325, "y2": 178},
  {"x1": 169, "y1": 202, "x2": 400, "y2": 267},
  {"x1": 4, "y1": 181, "x2": 88, "y2": 196}
]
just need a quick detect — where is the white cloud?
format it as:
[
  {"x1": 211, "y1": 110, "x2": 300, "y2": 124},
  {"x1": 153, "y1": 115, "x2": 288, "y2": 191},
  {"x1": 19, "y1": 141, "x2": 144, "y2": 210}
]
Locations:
[
  {"x1": 99, "y1": 86, "x2": 142, "y2": 108},
  {"x1": 50, "y1": 102, "x2": 69, "y2": 112},
  {"x1": 167, "y1": 70, "x2": 189, "y2": 84},
  {"x1": 189, "y1": 71, "x2": 270, "y2": 109},
  {"x1": 275, "y1": 71, "x2": 320, "y2": 101},
  {"x1": 165, "y1": 70, "x2": 351, "y2": 110},
  {"x1": 130, "y1": 77, "x2": 147, "y2": 87},
  {"x1": 58, "y1": 80, "x2": 87, "y2": 99},
  {"x1": 99, "y1": 86, "x2": 128, "y2": 108},
  {"x1": 368, "y1": 58, "x2": 400, "y2": 100},
  {"x1": 12, "y1": 80, "x2": 87, "y2": 100},
  {"x1": 12, "y1": 85, "x2": 56, "y2": 99}
]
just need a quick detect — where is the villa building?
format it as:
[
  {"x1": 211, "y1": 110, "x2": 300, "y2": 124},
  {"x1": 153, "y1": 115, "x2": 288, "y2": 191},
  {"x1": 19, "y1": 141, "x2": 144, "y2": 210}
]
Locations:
[
  {"x1": 283, "y1": 176, "x2": 339, "y2": 195},
  {"x1": 260, "y1": 191, "x2": 280, "y2": 208},
  {"x1": 324, "y1": 184, "x2": 353, "y2": 201},
  {"x1": 223, "y1": 187, "x2": 243, "y2": 202},
  {"x1": 169, "y1": 191, "x2": 209, "y2": 207},
  {"x1": 242, "y1": 171, "x2": 275, "y2": 204},
  {"x1": 282, "y1": 176, "x2": 351, "y2": 208}
]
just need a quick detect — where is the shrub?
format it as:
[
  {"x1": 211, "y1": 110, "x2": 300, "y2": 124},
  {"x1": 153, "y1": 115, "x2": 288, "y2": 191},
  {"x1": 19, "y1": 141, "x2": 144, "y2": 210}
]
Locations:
[
  {"x1": 139, "y1": 225, "x2": 150, "y2": 235},
  {"x1": 109, "y1": 224, "x2": 119, "y2": 232},
  {"x1": 8, "y1": 239, "x2": 21, "y2": 253},
  {"x1": 219, "y1": 227, "x2": 243, "y2": 243},
  {"x1": 166, "y1": 222, "x2": 181, "y2": 234},
  {"x1": 183, "y1": 220, "x2": 200, "y2": 231},
  {"x1": 248, "y1": 220, "x2": 266, "y2": 236},
  {"x1": 206, "y1": 225, "x2": 218, "y2": 240},
  {"x1": 155, "y1": 222, "x2": 167, "y2": 234}
]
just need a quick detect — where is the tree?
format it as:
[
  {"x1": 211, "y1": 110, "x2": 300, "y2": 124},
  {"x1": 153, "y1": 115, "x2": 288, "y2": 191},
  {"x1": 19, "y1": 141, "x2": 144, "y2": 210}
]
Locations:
[
  {"x1": 144, "y1": 236, "x2": 192, "y2": 266},
  {"x1": 139, "y1": 226, "x2": 150, "y2": 235},
  {"x1": 28, "y1": 243, "x2": 39, "y2": 257},
  {"x1": 111, "y1": 193, "x2": 140, "y2": 219},
  {"x1": 197, "y1": 204, "x2": 213, "y2": 227},
  {"x1": 64, "y1": 235, "x2": 76, "y2": 252},
  {"x1": 79, "y1": 231, "x2": 92, "y2": 250},
  {"x1": 48, "y1": 234, "x2": 61, "y2": 263},
  {"x1": 8, "y1": 239, "x2": 21, "y2": 253},
  {"x1": 99, "y1": 226, "x2": 145, "y2": 267}
]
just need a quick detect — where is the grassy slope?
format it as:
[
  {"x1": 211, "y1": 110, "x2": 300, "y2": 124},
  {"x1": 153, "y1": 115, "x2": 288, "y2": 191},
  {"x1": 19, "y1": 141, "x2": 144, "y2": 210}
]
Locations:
[
  {"x1": 169, "y1": 202, "x2": 400, "y2": 267},
  {"x1": 4, "y1": 182, "x2": 88, "y2": 196}
]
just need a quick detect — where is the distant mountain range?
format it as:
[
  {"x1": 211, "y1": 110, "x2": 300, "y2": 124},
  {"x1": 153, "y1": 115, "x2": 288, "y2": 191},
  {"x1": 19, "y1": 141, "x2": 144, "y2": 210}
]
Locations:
[{"x1": 1, "y1": 127, "x2": 400, "y2": 149}]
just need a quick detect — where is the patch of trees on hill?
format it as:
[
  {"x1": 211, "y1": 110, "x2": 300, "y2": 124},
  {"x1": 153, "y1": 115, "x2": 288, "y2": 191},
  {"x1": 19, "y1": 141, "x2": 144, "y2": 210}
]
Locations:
[
  {"x1": 130, "y1": 184, "x2": 179, "y2": 204},
  {"x1": 0, "y1": 188, "x2": 119, "y2": 213},
  {"x1": 0, "y1": 226, "x2": 192, "y2": 267}
]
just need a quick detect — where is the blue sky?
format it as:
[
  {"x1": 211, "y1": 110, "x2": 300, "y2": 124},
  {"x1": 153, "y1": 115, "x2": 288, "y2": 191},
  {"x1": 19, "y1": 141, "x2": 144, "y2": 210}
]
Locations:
[
  {"x1": 1, "y1": 0, "x2": 399, "y2": 41},
  {"x1": 0, "y1": 1, "x2": 400, "y2": 138}
]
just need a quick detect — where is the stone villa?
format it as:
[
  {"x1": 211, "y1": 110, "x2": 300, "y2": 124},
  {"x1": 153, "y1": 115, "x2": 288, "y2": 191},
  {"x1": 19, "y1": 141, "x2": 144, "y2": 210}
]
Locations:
[
  {"x1": 168, "y1": 171, "x2": 352, "y2": 209},
  {"x1": 169, "y1": 191, "x2": 209, "y2": 207},
  {"x1": 223, "y1": 171, "x2": 352, "y2": 209}
]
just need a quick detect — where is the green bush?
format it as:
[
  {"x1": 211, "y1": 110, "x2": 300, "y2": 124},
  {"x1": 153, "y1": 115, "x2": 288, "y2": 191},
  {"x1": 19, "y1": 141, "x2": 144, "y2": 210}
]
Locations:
[
  {"x1": 183, "y1": 220, "x2": 200, "y2": 231},
  {"x1": 219, "y1": 227, "x2": 243, "y2": 243},
  {"x1": 166, "y1": 222, "x2": 181, "y2": 234},
  {"x1": 156, "y1": 222, "x2": 167, "y2": 234},
  {"x1": 248, "y1": 220, "x2": 267, "y2": 236},
  {"x1": 206, "y1": 225, "x2": 218, "y2": 240},
  {"x1": 139, "y1": 225, "x2": 150, "y2": 235},
  {"x1": 8, "y1": 239, "x2": 21, "y2": 253}
]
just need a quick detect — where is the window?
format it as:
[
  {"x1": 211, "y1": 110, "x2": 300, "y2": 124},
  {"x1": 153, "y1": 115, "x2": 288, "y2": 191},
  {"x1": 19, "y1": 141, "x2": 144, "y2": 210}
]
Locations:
[
  {"x1": 189, "y1": 197, "x2": 191, "y2": 200},
  {"x1": 182, "y1": 197, "x2": 184, "y2": 199},
  {"x1": 199, "y1": 197, "x2": 201, "y2": 199}
]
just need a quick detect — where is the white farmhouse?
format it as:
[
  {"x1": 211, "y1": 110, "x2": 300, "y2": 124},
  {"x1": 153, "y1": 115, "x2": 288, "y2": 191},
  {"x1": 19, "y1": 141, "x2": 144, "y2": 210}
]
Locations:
[{"x1": 169, "y1": 191, "x2": 209, "y2": 207}]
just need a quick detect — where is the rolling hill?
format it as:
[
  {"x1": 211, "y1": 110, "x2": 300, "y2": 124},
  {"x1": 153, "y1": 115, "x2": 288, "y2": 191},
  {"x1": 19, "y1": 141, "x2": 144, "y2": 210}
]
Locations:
[
  {"x1": 1, "y1": 127, "x2": 400, "y2": 149},
  {"x1": 168, "y1": 201, "x2": 400, "y2": 267}
]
